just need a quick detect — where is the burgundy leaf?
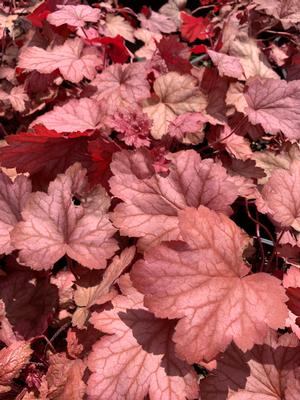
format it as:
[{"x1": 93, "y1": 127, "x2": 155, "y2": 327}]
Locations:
[{"x1": 0, "y1": 270, "x2": 58, "y2": 339}]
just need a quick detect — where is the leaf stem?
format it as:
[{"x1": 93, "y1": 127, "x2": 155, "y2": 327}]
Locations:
[
  {"x1": 255, "y1": 209, "x2": 265, "y2": 271},
  {"x1": 245, "y1": 199, "x2": 275, "y2": 272},
  {"x1": 30, "y1": 335, "x2": 56, "y2": 354},
  {"x1": 267, "y1": 229, "x2": 285, "y2": 271},
  {"x1": 43, "y1": 321, "x2": 71, "y2": 354},
  {"x1": 192, "y1": 5, "x2": 215, "y2": 14}
]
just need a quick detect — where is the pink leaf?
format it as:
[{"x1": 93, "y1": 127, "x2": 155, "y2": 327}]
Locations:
[
  {"x1": 106, "y1": 106, "x2": 151, "y2": 148},
  {"x1": 284, "y1": 266, "x2": 300, "y2": 289},
  {"x1": 11, "y1": 163, "x2": 118, "y2": 270},
  {"x1": 286, "y1": 367, "x2": 300, "y2": 400},
  {"x1": 18, "y1": 38, "x2": 101, "y2": 83},
  {"x1": 0, "y1": 86, "x2": 29, "y2": 112},
  {"x1": 47, "y1": 5, "x2": 100, "y2": 27},
  {"x1": 244, "y1": 78, "x2": 300, "y2": 140},
  {"x1": 31, "y1": 98, "x2": 104, "y2": 133},
  {"x1": 131, "y1": 206, "x2": 288, "y2": 363},
  {"x1": 269, "y1": 43, "x2": 289, "y2": 67},
  {"x1": 139, "y1": 9, "x2": 177, "y2": 34},
  {"x1": 201, "y1": 331, "x2": 300, "y2": 400},
  {"x1": 110, "y1": 149, "x2": 238, "y2": 250},
  {"x1": 0, "y1": 172, "x2": 31, "y2": 254},
  {"x1": 8, "y1": 86, "x2": 29, "y2": 112},
  {"x1": 167, "y1": 112, "x2": 205, "y2": 141},
  {"x1": 159, "y1": 0, "x2": 182, "y2": 28},
  {"x1": 254, "y1": 0, "x2": 300, "y2": 29},
  {"x1": 91, "y1": 63, "x2": 150, "y2": 113},
  {"x1": 262, "y1": 160, "x2": 300, "y2": 230},
  {"x1": 207, "y1": 50, "x2": 244, "y2": 79},
  {"x1": 87, "y1": 275, "x2": 199, "y2": 400}
]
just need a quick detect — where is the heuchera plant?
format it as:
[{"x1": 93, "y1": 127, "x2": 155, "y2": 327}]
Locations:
[{"x1": 0, "y1": 0, "x2": 300, "y2": 398}]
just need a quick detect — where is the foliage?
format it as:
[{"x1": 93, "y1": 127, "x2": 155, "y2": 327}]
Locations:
[{"x1": 0, "y1": 0, "x2": 300, "y2": 398}]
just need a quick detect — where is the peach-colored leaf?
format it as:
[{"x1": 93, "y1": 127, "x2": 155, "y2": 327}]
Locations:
[
  {"x1": 0, "y1": 341, "x2": 32, "y2": 393},
  {"x1": 46, "y1": 353, "x2": 86, "y2": 400},
  {"x1": 253, "y1": 144, "x2": 300, "y2": 182},
  {"x1": 104, "y1": 14, "x2": 135, "y2": 42},
  {"x1": 87, "y1": 275, "x2": 199, "y2": 400},
  {"x1": 143, "y1": 72, "x2": 207, "y2": 139},
  {"x1": 110, "y1": 149, "x2": 238, "y2": 250},
  {"x1": 131, "y1": 206, "x2": 288, "y2": 363},
  {"x1": 201, "y1": 332, "x2": 300, "y2": 400},
  {"x1": 228, "y1": 32, "x2": 279, "y2": 79},
  {"x1": 73, "y1": 246, "x2": 135, "y2": 328},
  {"x1": 262, "y1": 160, "x2": 300, "y2": 230},
  {"x1": 134, "y1": 28, "x2": 162, "y2": 59},
  {"x1": 11, "y1": 163, "x2": 118, "y2": 270},
  {"x1": 220, "y1": 126, "x2": 253, "y2": 160}
]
